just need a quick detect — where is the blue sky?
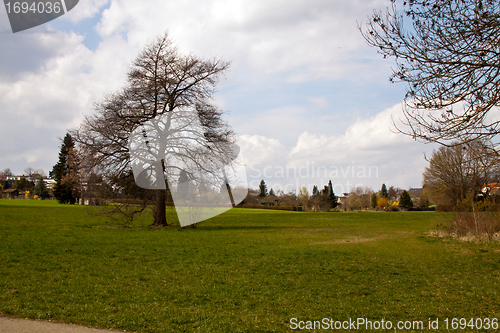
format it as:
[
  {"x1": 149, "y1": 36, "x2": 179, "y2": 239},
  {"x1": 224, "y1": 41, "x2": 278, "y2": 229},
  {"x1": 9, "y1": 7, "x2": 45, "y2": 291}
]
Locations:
[{"x1": 0, "y1": 0, "x2": 437, "y2": 193}]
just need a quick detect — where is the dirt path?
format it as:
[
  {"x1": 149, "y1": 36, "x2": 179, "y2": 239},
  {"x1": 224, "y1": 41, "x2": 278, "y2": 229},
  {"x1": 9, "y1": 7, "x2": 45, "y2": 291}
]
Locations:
[{"x1": 0, "y1": 316, "x2": 132, "y2": 333}]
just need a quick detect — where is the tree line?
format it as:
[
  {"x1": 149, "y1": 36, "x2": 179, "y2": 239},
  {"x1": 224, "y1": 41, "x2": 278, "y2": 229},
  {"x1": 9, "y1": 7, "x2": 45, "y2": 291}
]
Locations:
[{"x1": 242, "y1": 180, "x2": 419, "y2": 212}]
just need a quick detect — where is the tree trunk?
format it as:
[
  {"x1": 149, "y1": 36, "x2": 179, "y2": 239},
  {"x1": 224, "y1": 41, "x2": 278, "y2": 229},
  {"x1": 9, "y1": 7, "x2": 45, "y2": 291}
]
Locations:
[
  {"x1": 153, "y1": 189, "x2": 168, "y2": 226},
  {"x1": 153, "y1": 159, "x2": 168, "y2": 226}
]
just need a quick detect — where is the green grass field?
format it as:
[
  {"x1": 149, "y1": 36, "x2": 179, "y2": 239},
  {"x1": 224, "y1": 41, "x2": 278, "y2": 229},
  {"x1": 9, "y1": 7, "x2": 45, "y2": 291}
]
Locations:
[{"x1": 1, "y1": 199, "x2": 499, "y2": 332}]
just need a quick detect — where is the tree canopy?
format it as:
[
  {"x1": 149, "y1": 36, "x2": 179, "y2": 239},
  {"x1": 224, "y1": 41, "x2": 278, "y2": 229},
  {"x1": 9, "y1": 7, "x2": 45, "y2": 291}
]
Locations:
[
  {"x1": 422, "y1": 142, "x2": 490, "y2": 208},
  {"x1": 360, "y1": 0, "x2": 500, "y2": 159}
]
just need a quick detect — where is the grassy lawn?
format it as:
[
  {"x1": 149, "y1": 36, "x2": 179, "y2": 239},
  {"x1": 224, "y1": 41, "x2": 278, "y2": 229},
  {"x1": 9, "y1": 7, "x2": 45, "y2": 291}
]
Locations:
[{"x1": 1, "y1": 199, "x2": 499, "y2": 332}]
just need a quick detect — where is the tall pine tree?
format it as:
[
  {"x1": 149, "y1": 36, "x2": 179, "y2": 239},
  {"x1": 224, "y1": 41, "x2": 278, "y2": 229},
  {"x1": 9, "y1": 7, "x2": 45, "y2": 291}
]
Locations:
[
  {"x1": 258, "y1": 179, "x2": 268, "y2": 197},
  {"x1": 399, "y1": 190, "x2": 413, "y2": 209},
  {"x1": 381, "y1": 183, "x2": 388, "y2": 198},
  {"x1": 326, "y1": 180, "x2": 338, "y2": 209},
  {"x1": 51, "y1": 133, "x2": 77, "y2": 204}
]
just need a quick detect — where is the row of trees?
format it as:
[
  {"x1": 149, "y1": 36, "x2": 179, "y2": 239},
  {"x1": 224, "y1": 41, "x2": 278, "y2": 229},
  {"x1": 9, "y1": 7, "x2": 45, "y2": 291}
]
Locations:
[
  {"x1": 346, "y1": 184, "x2": 416, "y2": 212},
  {"x1": 243, "y1": 179, "x2": 339, "y2": 211},
  {"x1": 247, "y1": 180, "x2": 418, "y2": 212}
]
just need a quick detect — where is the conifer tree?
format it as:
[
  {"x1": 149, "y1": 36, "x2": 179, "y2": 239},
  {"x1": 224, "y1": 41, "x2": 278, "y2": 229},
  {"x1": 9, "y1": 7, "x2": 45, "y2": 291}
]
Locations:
[
  {"x1": 327, "y1": 180, "x2": 338, "y2": 208},
  {"x1": 371, "y1": 192, "x2": 378, "y2": 209},
  {"x1": 381, "y1": 183, "x2": 388, "y2": 198},
  {"x1": 399, "y1": 190, "x2": 413, "y2": 209},
  {"x1": 312, "y1": 185, "x2": 319, "y2": 196},
  {"x1": 51, "y1": 133, "x2": 77, "y2": 204},
  {"x1": 258, "y1": 179, "x2": 268, "y2": 197}
]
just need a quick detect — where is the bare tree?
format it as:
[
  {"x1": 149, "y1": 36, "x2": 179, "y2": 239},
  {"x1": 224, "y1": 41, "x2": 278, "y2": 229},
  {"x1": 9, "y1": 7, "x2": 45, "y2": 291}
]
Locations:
[
  {"x1": 360, "y1": 0, "x2": 500, "y2": 160},
  {"x1": 423, "y1": 141, "x2": 491, "y2": 209},
  {"x1": 347, "y1": 187, "x2": 372, "y2": 211},
  {"x1": 72, "y1": 32, "x2": 233, "y2": 226},
  {"x1": 24, "y1": 167, "x2": 35, "y2": 178},
  {"x1": 33, "y1": 169, "x2": 47, "y2": 178}
]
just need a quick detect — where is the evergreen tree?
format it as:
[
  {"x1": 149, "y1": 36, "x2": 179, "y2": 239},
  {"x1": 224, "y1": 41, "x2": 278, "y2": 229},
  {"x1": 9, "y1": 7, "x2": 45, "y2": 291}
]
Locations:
[
  {"x1": 381, "y1": 183, "x2": 388, "y2": 198},
  {"x1": 258, "y1": 179, "x2": 268, "y2": 197},
  {"x1": 320, "y1": 180, "x2": 338, "y2": 209},
  {"x1": 399, "y1": 190, "x2": 413, "y2": 209},
  {"x1": 33, "y1": 179, "x2": 50, "y2": 199},
  {"x1": 327, "y1": 180, "x2": 334, "y2": 196},
  {"x1": 327, "y1": 180, "x2": 338, "y2": 209},
  {"x1": 51, "y1": 133, "x2": 77, "y2": 204},
  {"x1": 371, "y1": 192, "x2": 378, "y2": 208},
  {"x1": 269, "y1": 188, "x2": 276, "y2": 196},
  {"x1": 312, "y1": 185, "x2": 319, "y2": 196}
]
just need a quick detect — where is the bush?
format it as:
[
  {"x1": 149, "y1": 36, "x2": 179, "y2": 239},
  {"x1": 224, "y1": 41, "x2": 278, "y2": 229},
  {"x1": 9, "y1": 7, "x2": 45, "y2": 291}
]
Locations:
[
  {"x1": 449, "y1": 211, "x2": 500, "y2": 242},
  {"x1": 454, "y1": 196, "x2": 499, "y2": 213},
  {"x1": 436, "y1": 204, "x2": 454, "y2": 212},
  {"x1": 376, "y1": 197, "x2": 388, "y2": 209},
  {"x1": 387, "y1": 205, "x2": 400, "y2": 211}
]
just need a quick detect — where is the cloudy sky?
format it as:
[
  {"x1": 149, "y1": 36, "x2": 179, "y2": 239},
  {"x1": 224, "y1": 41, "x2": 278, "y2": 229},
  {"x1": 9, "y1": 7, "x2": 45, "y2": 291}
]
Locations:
[{"x1": 0, "y1": 0, "x2": 438, "y2": 194}]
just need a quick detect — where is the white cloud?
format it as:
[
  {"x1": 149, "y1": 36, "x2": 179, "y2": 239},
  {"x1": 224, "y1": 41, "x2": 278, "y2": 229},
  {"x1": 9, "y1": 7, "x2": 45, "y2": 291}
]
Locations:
[
  {"x1": 0, "y1": 0, "x2": 429, "y2": 190},
  {"x1": 239, "y1": 103, "x2": 437, "y2": 193},
  {"x1": 0, "y1": 30, "x2": 134, "y2": 174},
  {"x1": 239, "y1": 134, "x2": 287, "y2": 165},
  {"x1": 309, "y1": 96, "x2": 328, "y2": 109},
  {"x1": 92, "y1": 0, "x2": 389, "y2": 81},
  {"x1": 63, "y1": 0, "x2": 110, "y2": 22}
]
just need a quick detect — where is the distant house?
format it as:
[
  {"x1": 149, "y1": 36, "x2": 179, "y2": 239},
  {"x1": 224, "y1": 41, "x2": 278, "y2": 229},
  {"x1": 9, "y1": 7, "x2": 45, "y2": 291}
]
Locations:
[
  {"x1": 4, "y1": 189, "x2": 19, "y2": 198},
  {"x1": 43, "y1": 178, "x2": 56, "y2": 190},
  {"x1": 482, "y1": 182, "x2": 500, "y2": 196},
  {"x1": 338, "y1": 192, "x2": 349, "y2": 205},
  {"x1": 408, "y1": 188, "x2": 423, "y2": 197}
]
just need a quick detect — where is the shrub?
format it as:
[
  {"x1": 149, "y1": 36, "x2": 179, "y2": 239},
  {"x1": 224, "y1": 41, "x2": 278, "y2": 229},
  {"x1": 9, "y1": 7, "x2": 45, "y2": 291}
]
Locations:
[
  {"x1": 376, "y1": 197, "x2": 388, "y2": 209},
  {"x1": 449, "y1": 211, "x2": 500, "y2": 242}
]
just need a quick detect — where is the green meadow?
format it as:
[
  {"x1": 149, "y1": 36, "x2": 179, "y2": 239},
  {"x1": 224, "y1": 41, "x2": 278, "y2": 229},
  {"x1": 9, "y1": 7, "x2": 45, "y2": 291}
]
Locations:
[{"x1": 1, "y1": 199, "x2": 499, "y2": 332}]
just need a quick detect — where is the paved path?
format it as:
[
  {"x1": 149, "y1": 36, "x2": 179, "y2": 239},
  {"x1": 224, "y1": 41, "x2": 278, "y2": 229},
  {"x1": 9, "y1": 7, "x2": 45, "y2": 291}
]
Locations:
[{"x1": 0, "y1": 316, "x2": 132, "y2": 333}]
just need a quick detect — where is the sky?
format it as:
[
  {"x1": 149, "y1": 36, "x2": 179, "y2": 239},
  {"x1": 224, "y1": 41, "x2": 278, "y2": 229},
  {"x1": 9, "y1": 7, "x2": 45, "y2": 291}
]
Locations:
[{"x1": 0, "y1": 0, "x2": 439, "y2": 194}]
